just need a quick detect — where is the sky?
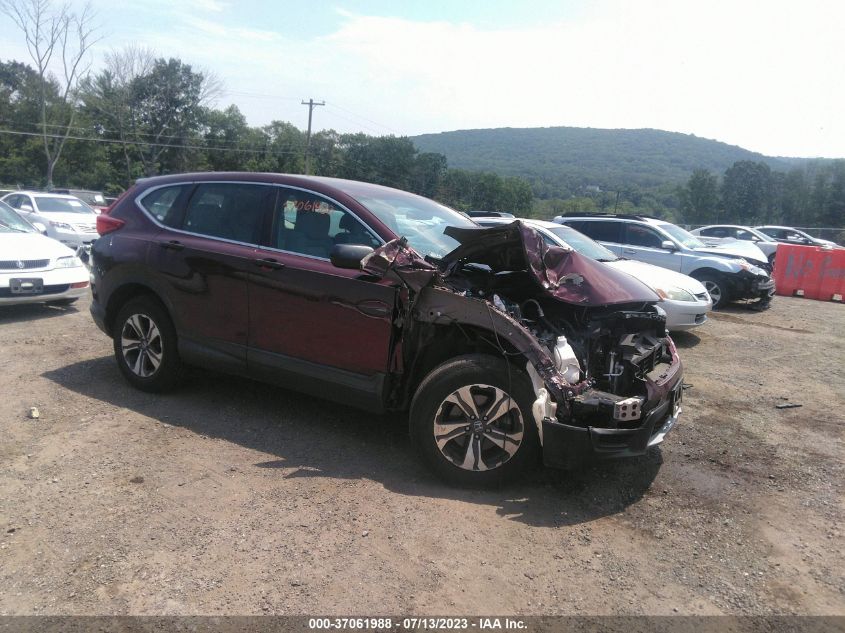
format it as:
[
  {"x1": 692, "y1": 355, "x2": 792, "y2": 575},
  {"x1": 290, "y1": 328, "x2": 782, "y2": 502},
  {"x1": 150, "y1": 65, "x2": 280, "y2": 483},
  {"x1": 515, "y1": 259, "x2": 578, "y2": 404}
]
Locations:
[{"x1": 2, "y1": 0, "x2": 843, "y2": 158}]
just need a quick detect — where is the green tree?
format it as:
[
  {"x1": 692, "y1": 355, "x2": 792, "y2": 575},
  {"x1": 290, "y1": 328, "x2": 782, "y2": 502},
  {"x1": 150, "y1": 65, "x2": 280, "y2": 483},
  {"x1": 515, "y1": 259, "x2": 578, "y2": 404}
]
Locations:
[
  {"x1": 721, "y1": 161, "x2": 773, "y2": 223},
  {"x1": 1, "y1": 0, "x2": 99, "y2": 188},
  {"x1": 678, "y1": 169, "x2": 719, "y2": 224}
]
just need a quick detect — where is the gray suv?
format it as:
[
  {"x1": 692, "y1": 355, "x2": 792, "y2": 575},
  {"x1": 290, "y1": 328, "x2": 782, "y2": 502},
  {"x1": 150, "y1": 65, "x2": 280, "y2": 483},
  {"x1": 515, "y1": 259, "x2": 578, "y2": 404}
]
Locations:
[{"x1": 554, "y1": 214, "x2": 775, "y2": 308}]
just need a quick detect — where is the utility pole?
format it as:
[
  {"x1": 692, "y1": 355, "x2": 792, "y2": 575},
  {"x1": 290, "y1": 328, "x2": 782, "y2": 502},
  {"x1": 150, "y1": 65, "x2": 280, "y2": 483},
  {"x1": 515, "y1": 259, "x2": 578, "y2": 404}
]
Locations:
[{"x1": 301, "y1": 98, "x2": 325, "y2": 175}]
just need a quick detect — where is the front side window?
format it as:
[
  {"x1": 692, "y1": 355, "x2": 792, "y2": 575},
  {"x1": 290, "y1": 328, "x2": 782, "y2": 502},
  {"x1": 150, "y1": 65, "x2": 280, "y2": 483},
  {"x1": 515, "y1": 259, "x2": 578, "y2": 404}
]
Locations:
[
  {"x1": 657, "y1": 223, "x2": 705, "y2": 248},
  {"x1": 271, "y1": 188, "x2": 381, "y2": 259},
  {"x1": 736, "y1": 229, "x2": 756, "y2": 241},
  {"x1": 183, "y1": 183, "x2": 274, "y2": 244},
  {"x1": 624, "y1": 224, "x2": 664, "y2": 248}
]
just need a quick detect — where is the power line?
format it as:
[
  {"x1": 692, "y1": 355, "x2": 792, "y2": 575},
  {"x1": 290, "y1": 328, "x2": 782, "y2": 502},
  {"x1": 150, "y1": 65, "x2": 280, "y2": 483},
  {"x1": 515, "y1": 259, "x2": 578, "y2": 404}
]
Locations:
[
  {"x1": 0, "y1": 118, "x2": 310, "y2": 150},
  {"x1": 325, "y1": 102, "x2": 399, "y2": 135},
  {"x1": 0, "y1": 128, "x2": 304, "y2": 155}
]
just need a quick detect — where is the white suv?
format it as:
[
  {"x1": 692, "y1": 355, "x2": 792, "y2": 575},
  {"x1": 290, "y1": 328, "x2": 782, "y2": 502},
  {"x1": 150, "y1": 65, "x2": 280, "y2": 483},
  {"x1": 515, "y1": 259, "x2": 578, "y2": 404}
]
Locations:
[
  {"x1": 554, "y1": 214, "x2": 775, "y2": 308},
  {"x1": 1, "y1": 191, "x2": 98, "y2": 249}
]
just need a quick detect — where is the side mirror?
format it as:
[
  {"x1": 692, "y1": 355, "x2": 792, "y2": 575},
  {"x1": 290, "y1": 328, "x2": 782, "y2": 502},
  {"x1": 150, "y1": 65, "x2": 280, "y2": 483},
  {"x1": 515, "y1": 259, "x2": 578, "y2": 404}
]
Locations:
[
  {"x1": 330, "y1": 244, "x2": 374, "y2": 270},
  {"x1": 31, "y1": 221, "x2": 47, "y2": 235},
  {"x1": 20, "y1": 203, "x2": 33, "y2": 212},
  {"x1": 661, "y1": 240, "x2": 677, "y2": 251}
]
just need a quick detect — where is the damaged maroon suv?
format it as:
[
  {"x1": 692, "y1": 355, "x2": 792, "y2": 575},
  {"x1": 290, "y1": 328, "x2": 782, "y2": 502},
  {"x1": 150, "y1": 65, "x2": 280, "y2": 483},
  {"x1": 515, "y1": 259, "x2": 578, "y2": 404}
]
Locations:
[{"x1": 89, "y1": 173, "x2": 684, "y2": 485}]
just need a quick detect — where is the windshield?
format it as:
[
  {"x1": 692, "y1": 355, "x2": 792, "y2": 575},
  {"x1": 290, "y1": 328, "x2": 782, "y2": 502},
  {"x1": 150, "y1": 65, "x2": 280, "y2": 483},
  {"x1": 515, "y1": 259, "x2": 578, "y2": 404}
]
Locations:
[
  {"x1": 0, "y1": 201, "x2": 36, "y2": 233},
  {"x1": 34, "y1": 196, "x2": 96, "y2": 214},
  {"x1": 351, "y1": 191, "x2": 477, "y2": 259},
  {"x1": 545, "y1": 225, "x2": 618, "y2": 261},
  {"x1": 68, "y1": 191, "x2": 105, "y2": 206},
  {"x1": 659, "y1": 222, "x2": 705, "y2": 248}
]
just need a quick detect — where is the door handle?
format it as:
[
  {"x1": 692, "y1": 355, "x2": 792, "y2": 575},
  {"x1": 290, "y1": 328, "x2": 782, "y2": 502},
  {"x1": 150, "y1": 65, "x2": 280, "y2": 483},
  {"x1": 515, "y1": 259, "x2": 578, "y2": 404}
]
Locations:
[
  {"x1": 159, "y1": 240, "x2": 184, "y2": 251},
  {"x1": 623, "y1": 249, "x2": 636, "y2": 255},
  {"x1": 254, "y1": 258, "x2": 286, "y2": 270}
]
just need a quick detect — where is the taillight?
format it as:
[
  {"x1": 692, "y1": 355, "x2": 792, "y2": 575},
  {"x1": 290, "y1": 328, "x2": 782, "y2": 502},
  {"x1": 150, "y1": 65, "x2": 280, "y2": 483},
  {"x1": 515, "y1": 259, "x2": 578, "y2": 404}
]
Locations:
[
  {"x1": 97, "y1": 185, "x2": 135, "y2": 235},
  {"x1": 97, "y1": 214, "x2": 125, "y2": 235}
]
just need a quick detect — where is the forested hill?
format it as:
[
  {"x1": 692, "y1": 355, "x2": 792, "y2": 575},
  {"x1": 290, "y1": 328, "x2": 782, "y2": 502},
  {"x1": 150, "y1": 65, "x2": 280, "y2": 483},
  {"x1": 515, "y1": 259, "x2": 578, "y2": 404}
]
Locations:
[{"x1": 411, "y1": 127, "x2": 794, "y2": 198}]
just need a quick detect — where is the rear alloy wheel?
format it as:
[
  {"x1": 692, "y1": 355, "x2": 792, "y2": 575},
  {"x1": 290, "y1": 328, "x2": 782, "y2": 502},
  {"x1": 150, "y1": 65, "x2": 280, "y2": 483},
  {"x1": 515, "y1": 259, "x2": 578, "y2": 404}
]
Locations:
[
  {"x1": 113, "y1": 296, "x2": 183, "y2": 392},
  {"x1": 410, "y1": 354, "x2": 539, "y2": 487}
]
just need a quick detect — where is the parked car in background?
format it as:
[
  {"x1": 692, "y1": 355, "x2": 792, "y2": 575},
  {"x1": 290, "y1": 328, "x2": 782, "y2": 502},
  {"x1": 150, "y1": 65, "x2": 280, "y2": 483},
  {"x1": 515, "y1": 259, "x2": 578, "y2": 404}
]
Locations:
[
  {"x1": 478, "y1": 218, "x2": 712, "y2": 330},
  {"x1": 0, "y1": 201, "x2": 89, "y2": 306},
  {"x1": 89, "y1": 173, "x2": 684, "y2": 485},
  {"x1": 754, "y1": 225, "x2": 841, "y2": 248},
  {"x1": 690, "y1": 225, "x2": 779, "y2": 263},
  {"x1": 0, "y1": 191, "x2": 98, "y2": 249},
  {"x1": 554, "y1": 213, "x2": 774, "y2": 308},
  {"x1": 52, "y1": 188, "x2": 109, "y2": 213}
]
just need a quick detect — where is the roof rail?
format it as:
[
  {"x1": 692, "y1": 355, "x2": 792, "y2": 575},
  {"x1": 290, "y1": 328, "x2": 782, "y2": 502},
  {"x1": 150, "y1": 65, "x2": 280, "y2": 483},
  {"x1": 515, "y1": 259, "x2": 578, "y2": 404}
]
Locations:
[{"x1": 558, "y1": 212, "x2": 660, "y2": 221}]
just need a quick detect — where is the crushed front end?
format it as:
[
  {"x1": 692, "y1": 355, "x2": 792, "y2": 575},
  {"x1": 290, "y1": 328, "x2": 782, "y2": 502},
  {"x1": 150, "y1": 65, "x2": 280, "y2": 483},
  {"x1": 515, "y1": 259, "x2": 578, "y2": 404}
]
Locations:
[{"x1": 364, "y1": 220, "x2": 684, "y2": 470}]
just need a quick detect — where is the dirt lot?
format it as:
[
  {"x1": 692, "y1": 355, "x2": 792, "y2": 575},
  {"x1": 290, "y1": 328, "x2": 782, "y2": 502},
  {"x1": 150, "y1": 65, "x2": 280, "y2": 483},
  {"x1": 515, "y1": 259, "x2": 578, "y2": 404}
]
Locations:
[{"x1": 0, "y1": 294, "x2": 843, "y2": 616}]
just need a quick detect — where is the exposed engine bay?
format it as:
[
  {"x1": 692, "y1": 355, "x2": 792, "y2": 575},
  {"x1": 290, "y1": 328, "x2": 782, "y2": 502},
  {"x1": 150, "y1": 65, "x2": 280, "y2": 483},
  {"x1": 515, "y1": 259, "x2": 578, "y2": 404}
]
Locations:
[
  {"x1": 362, "y1": 220, "x2": 683, "y2": 463},
  {"x1": 440, "y1": 264, "x2": 676, "y2": 428}
]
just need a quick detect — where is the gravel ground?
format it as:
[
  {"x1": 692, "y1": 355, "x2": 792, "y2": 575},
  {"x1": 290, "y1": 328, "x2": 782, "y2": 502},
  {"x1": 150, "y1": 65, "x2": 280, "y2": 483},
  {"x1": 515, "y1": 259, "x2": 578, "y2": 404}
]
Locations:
[{"x1": 0, "y1": 294, "x2": 843, "y2": 615}]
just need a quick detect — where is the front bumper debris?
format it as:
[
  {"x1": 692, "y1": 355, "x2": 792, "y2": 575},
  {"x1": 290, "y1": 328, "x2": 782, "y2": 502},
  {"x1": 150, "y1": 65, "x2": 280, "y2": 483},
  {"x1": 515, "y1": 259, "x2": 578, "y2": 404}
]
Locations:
[{"x1": 540, "y1": 379, "x2": 683, "y2": 469}]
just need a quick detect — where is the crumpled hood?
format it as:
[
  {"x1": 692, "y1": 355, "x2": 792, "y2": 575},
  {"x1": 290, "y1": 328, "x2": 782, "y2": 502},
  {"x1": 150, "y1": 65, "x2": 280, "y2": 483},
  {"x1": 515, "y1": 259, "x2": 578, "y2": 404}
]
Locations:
[
  {"x1": 365, "y1": 221, "x2": 659, "y2": 306},
  {"x1": 694, "y1": 241, "x2": 768, "y2": 266}
]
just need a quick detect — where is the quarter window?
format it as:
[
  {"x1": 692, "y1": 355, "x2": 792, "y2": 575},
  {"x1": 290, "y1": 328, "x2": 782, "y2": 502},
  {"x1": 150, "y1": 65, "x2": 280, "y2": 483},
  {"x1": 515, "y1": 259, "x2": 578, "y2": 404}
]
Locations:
[
  {"x1": 271, "y1": 188, "x2": 380, "y2": 259},
  {"x1": 141, "y1": 185, "x2": 192, "y2": 228},
  {"x1": 183, "y1": 183, "x2": 274, "y2": 244}
]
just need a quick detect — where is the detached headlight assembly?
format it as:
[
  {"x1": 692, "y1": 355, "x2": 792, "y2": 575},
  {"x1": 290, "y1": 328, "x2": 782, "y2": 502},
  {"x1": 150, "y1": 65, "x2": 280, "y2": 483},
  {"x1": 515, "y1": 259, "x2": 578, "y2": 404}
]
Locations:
[
  {"x1": 55, "y1": 256, "x2": 83, "y2": 268},
  {"x1": 49, "y1": 221, "x2": 74, "y2": 230},
  {"x1": 655, "y1": 286, "x2": 697, "y2": 302}
]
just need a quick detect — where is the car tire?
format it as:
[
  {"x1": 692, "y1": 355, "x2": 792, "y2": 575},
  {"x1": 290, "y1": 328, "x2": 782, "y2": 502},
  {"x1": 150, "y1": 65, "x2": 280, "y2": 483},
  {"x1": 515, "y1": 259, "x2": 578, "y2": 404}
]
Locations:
[
  {"x1": 409, "y1": 354, "x2": 540, "y2": 487},
  {"x1": 113, "y1": 296, "x2": 184, "y2": 392},
  {"x1": 694, "y1": 272, "x2": 731, "y2": 309}
]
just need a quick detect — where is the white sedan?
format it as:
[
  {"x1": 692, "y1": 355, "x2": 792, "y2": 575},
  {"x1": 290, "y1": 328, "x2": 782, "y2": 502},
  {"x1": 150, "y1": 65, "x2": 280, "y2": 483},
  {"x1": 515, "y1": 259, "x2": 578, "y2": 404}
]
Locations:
[
  {"x1": 0, "y1": 201, "x2": 89, "y2": 306},
  {"x1": 478, "y1": 218, "x2": 712, "y2": 331},
  {"x1": 0, "y1": 191, "x2": 98, "y2": 249}
]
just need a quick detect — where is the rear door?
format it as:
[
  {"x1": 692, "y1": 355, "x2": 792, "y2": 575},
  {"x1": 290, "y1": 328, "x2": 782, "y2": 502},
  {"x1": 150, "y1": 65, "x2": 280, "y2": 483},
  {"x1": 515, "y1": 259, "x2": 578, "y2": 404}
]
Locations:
[
  {"x1": 247, "y1": 186, "x2": 398, "y2": 410},
  {"x1": 564, "y1": 220, "x2": 623, "y2": 256},
  {"x1": 143, "y1": 181, "x2": 275, "y2": 374}
]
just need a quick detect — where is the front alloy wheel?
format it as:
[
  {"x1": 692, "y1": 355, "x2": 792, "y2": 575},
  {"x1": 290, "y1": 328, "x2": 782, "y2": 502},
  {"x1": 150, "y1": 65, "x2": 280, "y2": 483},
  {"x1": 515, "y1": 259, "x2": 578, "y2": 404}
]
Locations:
[
  {"x1": 434, "y1": 384, "x2": 524, "y2": 472},
  {"x1": 410, "y1": 354, "x2": 539, "y2": 486}
]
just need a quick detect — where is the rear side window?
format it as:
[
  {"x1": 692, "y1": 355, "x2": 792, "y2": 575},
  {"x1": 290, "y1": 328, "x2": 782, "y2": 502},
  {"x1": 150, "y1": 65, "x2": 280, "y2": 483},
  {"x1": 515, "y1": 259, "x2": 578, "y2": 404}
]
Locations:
[
  {"x1": 567, "y1": 220, "x2": 621, "y2": 243},
  {"x1": 700, "y1": 226, "x2": 728, "y2": 238},
  {"x1": 140, "y1": 185, "x2": 193, "y2": 227},
  {"x1": 183, "y1": 183, "x2": 275, "y2": 244},
  {"x1": 270, "y1": 188, "x2": 380, "y2": 259}
]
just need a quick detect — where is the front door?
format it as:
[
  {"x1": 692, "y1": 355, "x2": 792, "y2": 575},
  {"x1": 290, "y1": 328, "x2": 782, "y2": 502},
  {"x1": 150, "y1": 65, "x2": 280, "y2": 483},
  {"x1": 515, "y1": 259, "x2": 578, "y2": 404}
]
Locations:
[{"x1": 247, "y1": 187, "x2": 397, "y2": 410}]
